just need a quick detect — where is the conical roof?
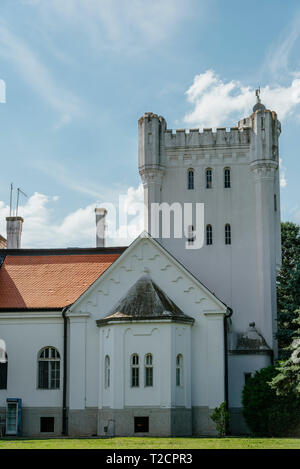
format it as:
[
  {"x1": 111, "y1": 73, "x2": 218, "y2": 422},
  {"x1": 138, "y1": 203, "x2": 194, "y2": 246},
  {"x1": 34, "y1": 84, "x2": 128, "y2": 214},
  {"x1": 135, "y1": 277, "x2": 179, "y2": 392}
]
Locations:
[{"x1": 96, "y1": 275, "x2": 194, "y2": 326}]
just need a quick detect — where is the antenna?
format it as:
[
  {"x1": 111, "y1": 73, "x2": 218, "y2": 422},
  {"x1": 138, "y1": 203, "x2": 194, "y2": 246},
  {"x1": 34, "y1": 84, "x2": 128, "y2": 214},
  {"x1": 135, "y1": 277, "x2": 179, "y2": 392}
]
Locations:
[
  {"x1": 9, "y1": 183, "x2": 13, "y2": 217},
  {"x1": 16, "y1": 187, "x2": 28, "y2": 217}
]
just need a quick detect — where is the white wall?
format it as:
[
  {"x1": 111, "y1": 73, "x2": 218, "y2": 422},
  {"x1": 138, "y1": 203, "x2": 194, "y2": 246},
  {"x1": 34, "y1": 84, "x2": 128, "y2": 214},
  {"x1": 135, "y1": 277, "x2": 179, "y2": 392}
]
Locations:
[{"x1": 0, "y1": 313, "x2": 63, "y2": 408}]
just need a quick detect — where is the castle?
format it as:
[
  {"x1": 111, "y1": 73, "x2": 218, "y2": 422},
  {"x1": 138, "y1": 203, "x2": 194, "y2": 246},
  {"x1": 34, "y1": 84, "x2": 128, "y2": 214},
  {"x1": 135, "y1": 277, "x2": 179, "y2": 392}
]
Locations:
[{"x1": 0, "y1": 96, "x2": 281, "y2": 436}]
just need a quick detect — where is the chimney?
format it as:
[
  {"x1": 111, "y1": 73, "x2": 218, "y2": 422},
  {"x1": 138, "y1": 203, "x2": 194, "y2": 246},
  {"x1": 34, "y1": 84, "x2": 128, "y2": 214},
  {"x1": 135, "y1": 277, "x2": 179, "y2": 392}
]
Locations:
[
  {"x1": 6, "y1": 216, "x2": 24, "y2": 249},
  {"x1": 95, "y1": 208, "x2": 107, "y2": 248}
]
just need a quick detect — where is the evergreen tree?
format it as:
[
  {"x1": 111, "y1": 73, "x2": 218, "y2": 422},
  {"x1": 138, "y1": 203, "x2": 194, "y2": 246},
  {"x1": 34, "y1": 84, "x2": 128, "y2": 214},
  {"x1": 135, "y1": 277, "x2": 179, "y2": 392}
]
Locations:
[
  {"x1": 277, "y1": 222, "x2": 300, "y2": 359},
  {"x1": 271, "y1": 310, "x2": 300, "y2": 396}
]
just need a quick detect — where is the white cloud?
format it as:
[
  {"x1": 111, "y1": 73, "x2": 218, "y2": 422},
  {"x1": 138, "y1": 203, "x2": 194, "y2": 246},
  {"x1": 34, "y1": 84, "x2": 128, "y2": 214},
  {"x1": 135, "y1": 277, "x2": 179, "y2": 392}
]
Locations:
[
  {"x1": 265, "y1": 13, "x2": 300, "y2": 77},
  {"x1": 0, "y1": 186, "x2": 144, "y2": 248},
  {"x1": 279, "y1": 158, "x2": 287, "y2": 188},
  {"x1": 0, "y1": 21, "x2": 82, "y2": 127},
  {"x1": 20, "y1": 0, "x2": 185, "y2": 54},
  {"x1": 183, "y1": 70, "x2": 300, "y2": 128}
]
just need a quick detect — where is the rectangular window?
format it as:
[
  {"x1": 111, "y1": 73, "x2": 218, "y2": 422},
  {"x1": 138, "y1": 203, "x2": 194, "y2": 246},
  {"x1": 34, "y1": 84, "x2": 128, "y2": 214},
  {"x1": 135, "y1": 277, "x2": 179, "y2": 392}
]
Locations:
[
  {"x1": 40, "y1": 417, "x2": 54, "y2": 433},
  {"x1": 244, "y1": 373, "x2": 252, "y2": 384},
  {"x1": 274, "y1": 194, "x2": 277, "y2": 212},
  {"x1": 131, "y1": 367, "x2": 139, "y2": 387},
  {"x1": 145, "y1": 367, "x2": 153, "y2": 387},
  {"x1": 134, "y1": 417, "x2": 149, "y2": 433}
]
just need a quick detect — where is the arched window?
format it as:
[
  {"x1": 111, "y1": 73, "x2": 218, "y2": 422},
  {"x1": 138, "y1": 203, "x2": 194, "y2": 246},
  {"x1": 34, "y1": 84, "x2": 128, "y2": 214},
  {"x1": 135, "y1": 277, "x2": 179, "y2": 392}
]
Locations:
[
  {"x1": 187, "y1": 169, "x2": 194, "y2": 190},
  {"x1": 206, "y1": 224, "x2": 212, "y2": 245},
  {"x1": 224, "y1": 168, "x2": 231, "y2": 188},
  {"x1": 187, "y1": 225, "x2": 195, "y2": 245},
  {"x1": 176, "y1": 354, "x2": 183, "y2": 387},
  {"x1": 104, "y1": 355, "x2": 110, "y2": 389},
  {"x1": 144, "y1": 354, "x2": 153, "y2": 387},
  {"x1": 225, "y1": 224, "x2": 231, "y2": 245},
  {"x1": 38, "y1": 347, "x2": 60, "y2": 389},
  {"x1": 131, "y1": 354, "x2": 139, "y2": 387},
  {"x1": 206, "y1": 168, "x2": 212, "y2": 188},
  {"x1": 0, "y1": 349, "x2": 7, "y2": 390}
]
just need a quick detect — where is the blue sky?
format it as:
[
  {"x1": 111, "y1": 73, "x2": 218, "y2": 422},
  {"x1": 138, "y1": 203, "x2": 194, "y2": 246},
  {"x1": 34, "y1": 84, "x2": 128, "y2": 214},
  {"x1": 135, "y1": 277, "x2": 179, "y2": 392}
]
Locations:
[{"x1": 0, "y1": 0, "x2": 299, "y2": 247}]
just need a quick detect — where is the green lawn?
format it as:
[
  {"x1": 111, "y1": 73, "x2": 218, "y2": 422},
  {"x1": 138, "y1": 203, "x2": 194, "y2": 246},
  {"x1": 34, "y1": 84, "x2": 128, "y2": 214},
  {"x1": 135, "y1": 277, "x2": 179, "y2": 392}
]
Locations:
[{"x1": 0, "y1": 437, "x2": 300, "y2": 449}]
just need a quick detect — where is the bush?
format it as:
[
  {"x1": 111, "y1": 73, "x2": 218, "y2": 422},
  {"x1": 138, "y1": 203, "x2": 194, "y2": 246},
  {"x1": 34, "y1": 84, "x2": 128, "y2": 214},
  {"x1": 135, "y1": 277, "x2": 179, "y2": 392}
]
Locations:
[
  {"x1": 242, "y1": 365, "x2": 300, "y2": 436},
  {"x1": 210, "y1": 402, "x2": 229, "y2": 437}
]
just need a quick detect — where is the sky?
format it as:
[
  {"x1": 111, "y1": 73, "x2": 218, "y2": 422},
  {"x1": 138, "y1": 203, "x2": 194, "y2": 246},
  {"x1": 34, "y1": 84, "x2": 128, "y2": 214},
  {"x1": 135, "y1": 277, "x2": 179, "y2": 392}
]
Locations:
[{"x1": 0, "y1": 0, "x2": 300, "y2": 248}]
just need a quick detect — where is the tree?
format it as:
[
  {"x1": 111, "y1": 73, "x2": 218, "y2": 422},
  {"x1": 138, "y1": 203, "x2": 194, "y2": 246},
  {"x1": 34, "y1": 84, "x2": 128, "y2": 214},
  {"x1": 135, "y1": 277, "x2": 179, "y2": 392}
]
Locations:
[
  {"x1": 242, "y1": 366, "x2": 300, "y2": 436},
  {"x1": 210, "y1": 402, "x2": 229, "y2": 437},
  {"x1": 271, "y1": 310, "x2": 300, "y2": 396},
  {"x1": 277, "y1": 222, "x2": 300, "y2": 359}
]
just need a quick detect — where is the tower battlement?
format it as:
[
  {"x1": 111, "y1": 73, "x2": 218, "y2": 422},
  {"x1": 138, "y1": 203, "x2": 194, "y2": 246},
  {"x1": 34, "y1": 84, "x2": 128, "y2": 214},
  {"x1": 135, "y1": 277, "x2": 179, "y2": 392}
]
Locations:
[{"x1": 164, "y1": 126, "x2": 251, "y2": 148}]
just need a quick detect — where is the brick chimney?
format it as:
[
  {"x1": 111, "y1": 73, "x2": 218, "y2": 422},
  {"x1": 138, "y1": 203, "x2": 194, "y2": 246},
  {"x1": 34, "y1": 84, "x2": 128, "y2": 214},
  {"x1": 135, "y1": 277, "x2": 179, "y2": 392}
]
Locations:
[
  {"x1": 95, "y1": 208, "x2": 107, "y2": 248},
  {"x1": 6, "y1": 216, "x2": 24, "y2": 249}
]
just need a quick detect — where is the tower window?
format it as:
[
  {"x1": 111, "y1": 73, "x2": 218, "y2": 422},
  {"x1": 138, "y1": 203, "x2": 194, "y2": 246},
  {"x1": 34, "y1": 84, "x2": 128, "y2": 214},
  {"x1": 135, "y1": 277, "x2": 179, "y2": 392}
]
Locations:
[
  {"x1": 206, "y1": 168, "x2": 212, "y2": 188},
  {"x1": 224, "y1": 168, "x2": 231, "y2": 188},
  {"x1": 274, "y1": 194, "x2": 277, "y2": 212},
  {"x1": 131, "y1": 353, "x2": 139, "y2": 387},
  {"x1": 187, "y1": 169, "x2": 194, "y2": 190},
  {"x1": 38, "y1": 347, "x2": 60, "y2": 389},
  {"x1": 176, "y1": 354, "x2": 183, "y2": 386},
  {"x1": 244, "y1": 373, "x2": 252, "y2": 384},
  {"x1": 206, "y1": 225, "x2": 212, "y2": 245},
  {"x1": 225, "y1": 224, "x2": 231, "y2": 245},
  {"x1": 104, "y1": 355, "x2": 110, "y2": 388},
  {"x1": 144, "y1": 354, "x2": 153, "y2": 387}
]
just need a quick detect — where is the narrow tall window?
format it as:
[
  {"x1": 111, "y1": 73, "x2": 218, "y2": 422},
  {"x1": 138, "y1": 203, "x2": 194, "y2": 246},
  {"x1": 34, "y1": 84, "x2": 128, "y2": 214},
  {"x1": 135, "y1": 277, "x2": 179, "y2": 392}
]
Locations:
[
  {"x1": 225, "y1": 224, "x2": 231, "y2": 245},
  {"x1": 274, "y1": 194, "x2": 277, "y2": 212},
  {"x1": 176, "y1": 354, "x2": 183, "y2": 387},
  {"x1": 187, "y1": 225, "x2": 195, "y2": 245},
  {"x1": 131, "y1": 354, "x2": 139, "y2": 387},
  {"x1": 224, "y1": 168, "x2": 231, "y2": 188},
  {"x1": 144, "y1": 354, "x2": 153, "y2": 387},
  {"x1": 206, "y1": 224, "x2": 212, "y2": 245},
  {"x1": 206, "y1": 168, "x2": 212, "y2": 188},
  {"x1": 38, "y1": 347, "x2": 60, "y2": 389},
  {"x1": 187, "y1": 169, "x2": 194, "y2": 190},
  {"x1": 104, "y1": 355, "x2": 110, "y2": 388},
  {"x1": 0, "y1": 349, "x2": 7, "y2": 390}
]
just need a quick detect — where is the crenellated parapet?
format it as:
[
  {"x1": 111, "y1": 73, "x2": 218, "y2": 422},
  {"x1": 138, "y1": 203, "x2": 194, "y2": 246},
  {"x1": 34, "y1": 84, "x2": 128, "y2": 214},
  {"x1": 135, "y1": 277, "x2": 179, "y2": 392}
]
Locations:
[{"x1": 164, "y1": 126, "x2": 251, "y2": 149}]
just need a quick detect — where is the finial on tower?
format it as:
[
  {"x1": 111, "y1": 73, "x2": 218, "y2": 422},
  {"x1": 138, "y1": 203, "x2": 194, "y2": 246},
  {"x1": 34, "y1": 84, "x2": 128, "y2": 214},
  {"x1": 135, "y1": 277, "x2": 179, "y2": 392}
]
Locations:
[
  {"x1": 253, "y1": 86, "x2": 265, "y2": 112},
  {"x1": 255, "y1": 87, "x2": 261, "y2": 104}
]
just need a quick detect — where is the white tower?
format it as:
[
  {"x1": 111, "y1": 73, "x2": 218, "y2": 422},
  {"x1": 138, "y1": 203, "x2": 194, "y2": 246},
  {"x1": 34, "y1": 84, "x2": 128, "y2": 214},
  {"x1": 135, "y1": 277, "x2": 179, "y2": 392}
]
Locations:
[{"x1": 138, "y1": 96, "x2": 281, "y2": 433}]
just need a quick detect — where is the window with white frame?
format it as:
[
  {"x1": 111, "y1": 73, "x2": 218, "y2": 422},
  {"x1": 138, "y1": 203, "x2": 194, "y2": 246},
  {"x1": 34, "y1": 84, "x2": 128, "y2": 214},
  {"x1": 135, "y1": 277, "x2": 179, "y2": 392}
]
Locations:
[
  {"x1": 131, "y1": 353, "x2": 139, "y2": 387},
  {"x1": 144, "y1": 353, "x2": 153, "y2": 387},
  {"x1": 104, "y1": 355, "x2": 110, "y2": 388},
  {"x1": 206, "y1": 168, "x2": 212, "y2": 188},
  {"x1": 176, "y1": 354, "x2": 183, "y2": 386},
  {"x1": 224, "y1": 168, "x2": 231, "y2": 188},
  {"x1": 38, "y1": 347, "x2": 60, "y2": 389},
  {"x1": 206, "y1": 224, "x2": 212, "y2": 245},
  {"x1": 225, "y1": 224, "x2": 231, "y2": 245},
  {"x1": 187, "y1": 169, "x2": 194, "y2": 190}
]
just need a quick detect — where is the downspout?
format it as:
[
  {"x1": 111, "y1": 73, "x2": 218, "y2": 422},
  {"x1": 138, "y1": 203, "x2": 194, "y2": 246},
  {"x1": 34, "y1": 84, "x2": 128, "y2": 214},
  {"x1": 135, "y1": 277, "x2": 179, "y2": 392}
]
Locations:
[
  {"x1": 62, "y1": 306, "x2": 69, "y2": 435},
  {"x1": 224, "y1": 307, "x2": 233, "y2": 410}
]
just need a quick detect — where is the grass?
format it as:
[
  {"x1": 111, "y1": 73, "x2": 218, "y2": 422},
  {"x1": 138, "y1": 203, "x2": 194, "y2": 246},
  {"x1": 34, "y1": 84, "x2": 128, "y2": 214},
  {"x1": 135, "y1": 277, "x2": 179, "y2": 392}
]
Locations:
[{"x1": 0, "y1": 437, "x2": 300, "y2": 449}]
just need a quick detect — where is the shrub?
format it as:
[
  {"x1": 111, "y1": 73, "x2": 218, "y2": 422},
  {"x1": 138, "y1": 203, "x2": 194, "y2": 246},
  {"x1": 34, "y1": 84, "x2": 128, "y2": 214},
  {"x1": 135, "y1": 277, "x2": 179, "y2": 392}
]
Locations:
[
  {"x1": 210, "y1": 402, "x2": 229, "y2": 437},
  {"x1": 242, "y1": 365, "x2": 300, "y2": 436}
]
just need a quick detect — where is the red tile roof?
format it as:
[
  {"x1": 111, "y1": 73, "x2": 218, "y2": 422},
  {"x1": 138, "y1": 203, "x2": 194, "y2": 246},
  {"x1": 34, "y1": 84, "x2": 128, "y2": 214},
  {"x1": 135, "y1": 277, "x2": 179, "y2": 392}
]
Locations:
[{"x1": 0, "y1": 250, "x2": 122, "y2": 310}]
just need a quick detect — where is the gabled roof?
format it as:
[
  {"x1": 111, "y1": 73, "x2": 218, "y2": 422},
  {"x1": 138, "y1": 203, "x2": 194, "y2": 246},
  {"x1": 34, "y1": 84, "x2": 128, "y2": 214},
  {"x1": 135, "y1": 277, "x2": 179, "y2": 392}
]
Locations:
[
  {"x1": 0, "y1": 247, "x2": 126, "y2": 310},
  {"x1": 96, "y1": 274, "x2": 194, "y2": 325}
]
